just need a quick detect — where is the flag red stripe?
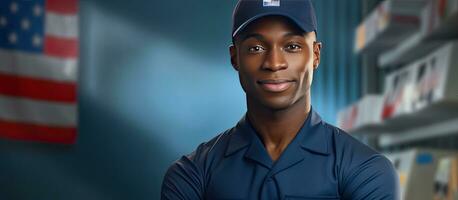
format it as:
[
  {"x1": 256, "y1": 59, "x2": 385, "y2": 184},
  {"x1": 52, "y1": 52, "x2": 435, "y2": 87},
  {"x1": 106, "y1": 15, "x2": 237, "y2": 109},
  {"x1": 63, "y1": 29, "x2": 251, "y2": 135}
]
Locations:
[
  {"x1": 44, "y1": 36, "x2": 79, "y2": 58},
  {"x1": 0, "y1": 120, "x2": 76, "y2": 144},
  {"x1": 0, "y1": 73, "x2": 76, "y2": 103},
  {"x1": 46, "y1": 0, "x2": 78, "y2": 14}
]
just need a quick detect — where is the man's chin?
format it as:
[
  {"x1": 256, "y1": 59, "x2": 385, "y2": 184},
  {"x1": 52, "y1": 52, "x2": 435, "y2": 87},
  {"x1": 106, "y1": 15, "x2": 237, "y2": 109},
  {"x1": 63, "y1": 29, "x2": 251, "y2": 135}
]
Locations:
[{"x1": 259, "y1": 98, "x2": 296, "y2": 111}]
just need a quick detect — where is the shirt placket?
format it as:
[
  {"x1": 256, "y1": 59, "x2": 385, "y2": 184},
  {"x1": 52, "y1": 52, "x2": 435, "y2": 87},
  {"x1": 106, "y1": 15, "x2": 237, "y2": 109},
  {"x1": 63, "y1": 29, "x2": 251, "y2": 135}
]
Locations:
[{"x1": 260, "y1": 172, "x2": 281, "y2": 200}]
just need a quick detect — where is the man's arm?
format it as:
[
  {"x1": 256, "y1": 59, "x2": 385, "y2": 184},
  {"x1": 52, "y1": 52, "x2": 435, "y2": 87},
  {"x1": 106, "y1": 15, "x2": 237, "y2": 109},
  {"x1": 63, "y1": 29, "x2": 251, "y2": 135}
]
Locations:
[
  {"x1": 161, "y1": 155, "x2": 205, "y2": 200},
  {"x1": 340, "y1": 154, "x2": 400, "y2": 200}
]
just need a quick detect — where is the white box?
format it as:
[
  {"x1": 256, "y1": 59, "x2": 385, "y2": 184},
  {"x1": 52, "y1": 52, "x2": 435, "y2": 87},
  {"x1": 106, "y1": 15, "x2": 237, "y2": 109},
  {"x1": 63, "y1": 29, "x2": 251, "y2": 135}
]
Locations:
[
  {"x1": 381, "y1": 64, "x2": 416, "y2": 120},
  {"x1": 410, "y1": 41, "x2": 458, "y2": 112}
]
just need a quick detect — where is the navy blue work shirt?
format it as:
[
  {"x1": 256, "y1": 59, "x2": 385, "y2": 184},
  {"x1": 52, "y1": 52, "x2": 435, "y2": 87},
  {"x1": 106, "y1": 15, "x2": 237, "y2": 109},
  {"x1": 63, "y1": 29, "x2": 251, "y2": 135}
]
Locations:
[{"x1": 161, "y1": 108, "x2": 400, "y2": 199}]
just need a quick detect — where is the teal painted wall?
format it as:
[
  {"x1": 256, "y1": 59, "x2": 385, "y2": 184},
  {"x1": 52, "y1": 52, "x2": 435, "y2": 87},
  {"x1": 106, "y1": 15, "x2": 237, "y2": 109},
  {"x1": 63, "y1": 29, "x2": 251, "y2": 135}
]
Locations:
[{"x1": 312, "y1": 0, "x2": 362, "y2": 123}]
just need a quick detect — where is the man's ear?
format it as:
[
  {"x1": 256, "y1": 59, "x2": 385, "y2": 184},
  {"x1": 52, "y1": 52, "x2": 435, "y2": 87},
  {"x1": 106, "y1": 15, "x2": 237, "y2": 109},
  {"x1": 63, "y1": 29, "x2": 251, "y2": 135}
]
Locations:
[
  {"x1": 313, "y1": 42, "x2": 322, "y2": 70},
  {"x1": 229, "y1": 44, "x2": 239, "y2": 71}
]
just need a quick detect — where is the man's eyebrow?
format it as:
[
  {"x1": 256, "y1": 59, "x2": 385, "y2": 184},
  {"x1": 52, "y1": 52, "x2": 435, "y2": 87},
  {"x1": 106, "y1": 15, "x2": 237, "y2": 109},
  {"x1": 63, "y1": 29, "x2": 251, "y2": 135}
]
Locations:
[{"x1": 239, "y1": 33, "x2": 264, "y2": 42}]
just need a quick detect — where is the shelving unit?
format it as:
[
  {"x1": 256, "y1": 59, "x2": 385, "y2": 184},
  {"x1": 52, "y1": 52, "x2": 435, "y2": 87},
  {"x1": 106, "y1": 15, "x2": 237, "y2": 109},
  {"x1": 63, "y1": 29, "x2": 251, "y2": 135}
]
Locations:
[
  {"x1": 338, "y1": 41, "x2": 458, "y2": 135},
  {"x1": 338, "y1": 0, "x2": 458, "y2": 198},
  {"x1": 354, "y1": 0, "x2": 427, "y2": 54},
  {"x1": 378, "y1": 0, "x2": 458, "y2": 68},
  {"x1": 338, "y1": 0, "x2": 458, "y2": 145}
]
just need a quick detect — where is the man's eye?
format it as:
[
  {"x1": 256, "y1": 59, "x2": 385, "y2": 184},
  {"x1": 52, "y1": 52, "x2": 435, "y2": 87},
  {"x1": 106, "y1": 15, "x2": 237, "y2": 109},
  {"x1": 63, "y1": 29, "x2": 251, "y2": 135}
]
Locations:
[
  {"x1": 286, "y1": 44, "x2": 302, "y2": 51},
  {"x1": 248, "y1": 45, "x2": 265, "y2": 53}
]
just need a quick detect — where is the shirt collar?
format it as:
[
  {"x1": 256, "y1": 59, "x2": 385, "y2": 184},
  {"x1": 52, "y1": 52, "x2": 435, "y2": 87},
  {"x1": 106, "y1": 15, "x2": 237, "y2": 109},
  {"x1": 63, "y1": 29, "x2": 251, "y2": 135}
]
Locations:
[{"x1": 224, "y1": 107, "x2": 330, "y2": 158}]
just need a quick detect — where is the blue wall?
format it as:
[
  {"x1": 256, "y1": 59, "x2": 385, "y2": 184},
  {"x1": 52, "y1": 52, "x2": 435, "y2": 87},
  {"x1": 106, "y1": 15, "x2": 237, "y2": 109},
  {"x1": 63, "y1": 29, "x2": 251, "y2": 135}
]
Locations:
[
  {"x1": 312, "y1": 0, "x2": 362, "y2": 122},
  {"x1": 0, "y1": 0, "x2": 361, "y2": 199}
]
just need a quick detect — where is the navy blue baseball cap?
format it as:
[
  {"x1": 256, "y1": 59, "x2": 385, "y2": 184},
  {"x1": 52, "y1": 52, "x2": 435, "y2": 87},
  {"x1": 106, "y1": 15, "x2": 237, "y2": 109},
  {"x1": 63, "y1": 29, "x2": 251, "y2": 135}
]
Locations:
[{"x1": 232, "y1": 0, "x2": 317, "y2": 39}]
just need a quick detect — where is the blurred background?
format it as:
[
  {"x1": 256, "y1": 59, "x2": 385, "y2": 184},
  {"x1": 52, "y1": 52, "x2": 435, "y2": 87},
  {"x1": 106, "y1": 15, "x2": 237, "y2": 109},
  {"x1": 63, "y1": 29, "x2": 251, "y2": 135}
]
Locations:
[{"x1": 0, "y1": 0, "x2": 457, "y2": 199}]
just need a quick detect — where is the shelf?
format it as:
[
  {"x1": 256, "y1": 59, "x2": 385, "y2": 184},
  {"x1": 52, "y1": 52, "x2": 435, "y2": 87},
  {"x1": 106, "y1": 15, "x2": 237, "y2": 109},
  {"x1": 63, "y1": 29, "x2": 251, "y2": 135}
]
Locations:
[
  {"x1": 380, "y1": 100, "x2": 458, "y2": 132},
  {"x1": 377, "y1": 33, "x2": 445, "y2": 68},
  {"x1": 354, "y1": 0, "x2": 427, "y2": 54},
  {"x1": 378, "y1": 0, "x2": 458, "y2": 68},
  {"x1": 348, "y1": 100, "x2": 458, "y2": 135},
  {"x1": 379, "y1": 117, "x2": 458, "y2": 148},
  {"x1": 337, "y1": 95, "x2": 384, "y2": 134}
]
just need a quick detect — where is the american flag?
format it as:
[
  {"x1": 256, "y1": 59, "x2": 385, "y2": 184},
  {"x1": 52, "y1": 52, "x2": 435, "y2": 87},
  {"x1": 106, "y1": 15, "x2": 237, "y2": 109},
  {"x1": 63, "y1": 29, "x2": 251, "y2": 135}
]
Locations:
[{"x1": 0, "y1": 0, "x2": 78, "y2": 144}]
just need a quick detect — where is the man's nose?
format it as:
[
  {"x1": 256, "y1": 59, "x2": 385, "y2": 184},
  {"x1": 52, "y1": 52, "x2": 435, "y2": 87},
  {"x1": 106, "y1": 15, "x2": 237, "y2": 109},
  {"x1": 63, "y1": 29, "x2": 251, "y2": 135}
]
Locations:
[{"x1": 262, "y1": 47, "x2": 288, "y2": 72}]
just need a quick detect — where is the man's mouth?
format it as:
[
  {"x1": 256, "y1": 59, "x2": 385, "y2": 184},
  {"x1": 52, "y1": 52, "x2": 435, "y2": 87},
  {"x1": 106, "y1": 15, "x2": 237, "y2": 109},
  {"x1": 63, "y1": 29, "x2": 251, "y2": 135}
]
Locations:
[{"x1": 257, "y1": 79, "x2": 295, "y2": 93}]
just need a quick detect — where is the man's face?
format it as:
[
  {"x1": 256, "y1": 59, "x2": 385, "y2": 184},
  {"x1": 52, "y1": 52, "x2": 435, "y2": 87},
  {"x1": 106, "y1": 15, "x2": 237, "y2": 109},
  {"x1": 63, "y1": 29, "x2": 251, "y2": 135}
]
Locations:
[{"x1": 230, "y1": 16, "x2": 321, "y2": 111}]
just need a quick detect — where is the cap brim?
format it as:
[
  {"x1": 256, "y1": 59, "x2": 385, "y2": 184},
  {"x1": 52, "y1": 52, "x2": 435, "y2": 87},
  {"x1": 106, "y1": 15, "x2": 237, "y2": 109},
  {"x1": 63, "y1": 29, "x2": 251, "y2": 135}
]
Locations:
[{"x1": 232, "y1": 12, "x2": 314, "y2": 38}]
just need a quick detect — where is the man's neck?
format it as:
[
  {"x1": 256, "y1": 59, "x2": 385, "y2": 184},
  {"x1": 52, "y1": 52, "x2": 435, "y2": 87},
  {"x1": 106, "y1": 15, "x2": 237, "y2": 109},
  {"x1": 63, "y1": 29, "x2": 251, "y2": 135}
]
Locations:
[{"x1": 246, "y1": 96, "x2": 311, "y2": 161}]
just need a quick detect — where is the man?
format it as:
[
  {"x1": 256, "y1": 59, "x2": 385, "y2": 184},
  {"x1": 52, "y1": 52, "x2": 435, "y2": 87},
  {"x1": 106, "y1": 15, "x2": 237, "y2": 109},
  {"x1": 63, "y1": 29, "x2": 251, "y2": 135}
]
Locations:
[{"x1": 161, "y1": 0, "x2": 400, "y2": 199}]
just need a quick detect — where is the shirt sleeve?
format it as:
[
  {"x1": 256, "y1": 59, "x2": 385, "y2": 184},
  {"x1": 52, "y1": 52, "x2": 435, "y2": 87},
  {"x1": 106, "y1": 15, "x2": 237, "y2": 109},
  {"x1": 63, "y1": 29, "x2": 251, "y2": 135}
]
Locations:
[
  {"x1": 162, "y1": 139, "x2": 217, "y2": 200},
  {"x1": 161, "y1": 155, "x2": 205, "y2": 200},
  {"x1": 340, "y1": 154, "x2": 401, "y2": 200}
]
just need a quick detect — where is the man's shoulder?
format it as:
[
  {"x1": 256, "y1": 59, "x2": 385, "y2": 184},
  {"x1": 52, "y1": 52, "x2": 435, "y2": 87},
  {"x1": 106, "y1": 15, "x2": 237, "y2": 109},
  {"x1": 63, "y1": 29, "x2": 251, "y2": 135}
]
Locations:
[
  {"x1": 320, "y1": 121, "x2": 393, "y2": 170},
  {"x1": 172, "y1": 127, "x2": 236, "y2": 169},
  {"x1": 322, "y1": 121, "x2": 379, "y2": 157},
  {"x1": 163, "y1": 127, "x2": 236, "y2": 188},
  {"x1": 321, "y1": 121, "x2": 396, "y2": 177},
  {"x1": 321, "y1": 124, "x2": 399, "y2": 198},
  {"x1": 162, "y1": 128, "x2": 236, "y2": 198}
]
